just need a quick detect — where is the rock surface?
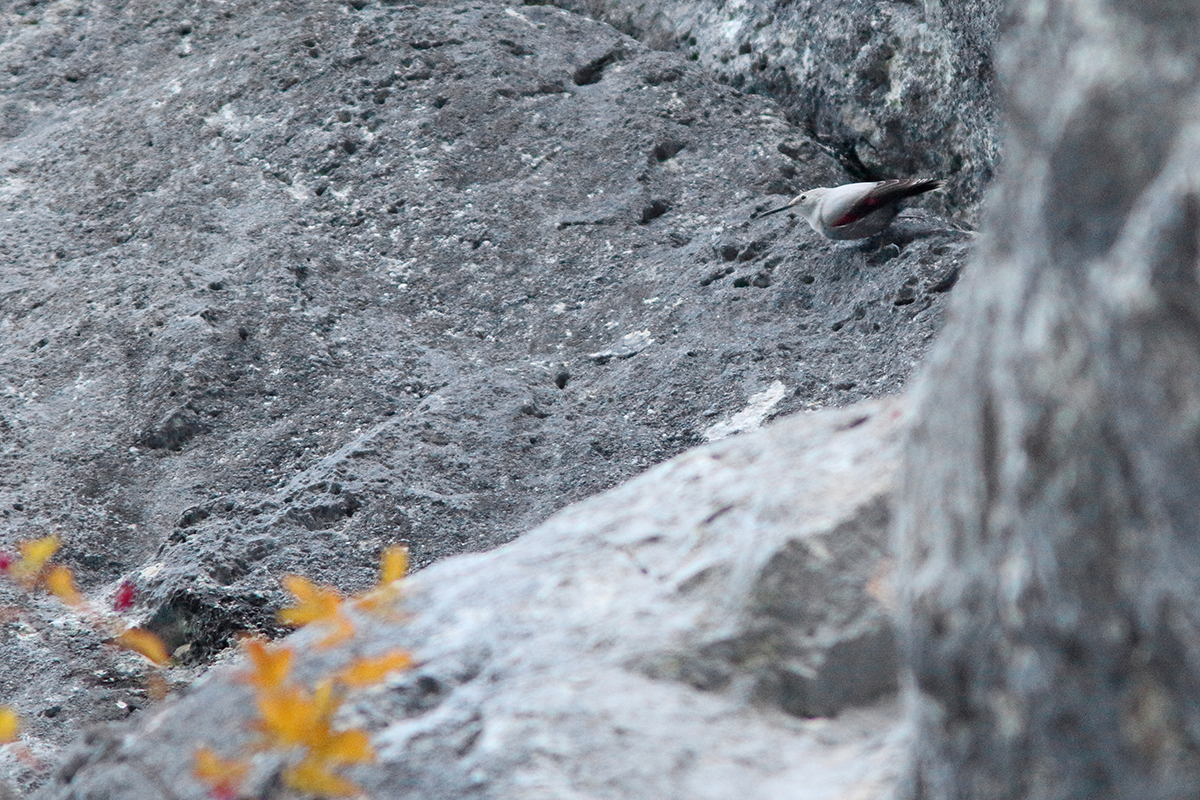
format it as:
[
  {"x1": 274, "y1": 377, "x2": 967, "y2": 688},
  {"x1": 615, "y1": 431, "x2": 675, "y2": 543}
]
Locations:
[
  {"x1": 0, "y1": 0, "x2": 977, "y2": 793},
  {"x1": 37, "y1": 398, "x2": 909, "y2": 800},
  {"x1": 551, "y1": 0, "x2": 1003, "y2": 221},
  {"x1": 896, "y1": 0, "x2": 1200, "y2": 797}
]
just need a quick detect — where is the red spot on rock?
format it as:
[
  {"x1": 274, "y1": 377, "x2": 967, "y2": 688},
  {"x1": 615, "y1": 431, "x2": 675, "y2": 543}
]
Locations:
[{"x1": 114, "y1": 580, "x2": 137, "y2": 612}]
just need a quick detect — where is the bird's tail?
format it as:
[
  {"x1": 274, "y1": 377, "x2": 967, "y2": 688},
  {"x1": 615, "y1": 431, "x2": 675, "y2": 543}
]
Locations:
[{"x1": 894, "y1": 178, "x2": 945, "y2": 198}]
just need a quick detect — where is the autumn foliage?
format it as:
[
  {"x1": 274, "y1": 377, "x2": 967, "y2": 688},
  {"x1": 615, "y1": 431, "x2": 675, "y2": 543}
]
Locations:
[
  {"x1": 0, "y1": 535, "x2": 413, "y2": 799},
  {"x1": 0, "y1": 534, "x2": 171, "y2": 772},
  {"x1": 191, "y1": 545, "x2": 414, "y2": 798},
  {"x1": 0, "y1": 535, "x2": 160, "y2": 650},
  {"x1": 0, "y1": 707, "x2": 18, "y2": 744}
]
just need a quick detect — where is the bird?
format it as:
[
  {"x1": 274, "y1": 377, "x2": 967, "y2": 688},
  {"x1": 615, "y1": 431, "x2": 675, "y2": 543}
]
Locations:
[{"x1": 757, "y1": 178, "x2": 944, "y2": 239}]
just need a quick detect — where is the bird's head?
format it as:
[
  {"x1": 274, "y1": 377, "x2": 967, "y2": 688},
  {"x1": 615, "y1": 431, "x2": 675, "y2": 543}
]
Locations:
[
  {"x1": 791, "y1": 187, "x2": 827, "y2": 219},
  {"x1": 757, "y1": 186, "x2": 828, "y2": 220}
]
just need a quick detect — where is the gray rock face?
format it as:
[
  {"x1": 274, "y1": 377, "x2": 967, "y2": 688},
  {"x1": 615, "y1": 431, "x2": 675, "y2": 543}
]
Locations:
[
  {"x1": 0, "y1": 0, "x2": 977, "y2": 793},
  {"x1": 549, "y1": 0, "x2": 1003, "y2": 220},
  {"x1": 36, "y1": 398, "x2": 909, "y2": 800},
  {"x1": 897, "y1": 0, "x2": 1200, "y2": 797}
]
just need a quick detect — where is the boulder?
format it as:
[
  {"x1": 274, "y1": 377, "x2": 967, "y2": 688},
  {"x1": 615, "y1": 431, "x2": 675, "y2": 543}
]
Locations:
[
  {"x1": 897, "y1": 0, "x2": 1200, "y2": 796},
  {"x1": 0, "y1": 0, "x2": 975, "y2": 792},
  {"x1": 38, "y1": 398, "x2": 909, "y2": 800}
]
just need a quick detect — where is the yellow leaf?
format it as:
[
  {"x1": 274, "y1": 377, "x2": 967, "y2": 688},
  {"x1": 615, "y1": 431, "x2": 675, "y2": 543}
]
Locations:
[
  {"x1": 114, "y1": 627, "x2": 170, "y2": 665},
  {"x1": 241, "y1": 638, "x2": 293, "y2": 690},
  {"x1": 0, "y1": 707, "x2": 19, "y2": 744},
  {"x1": 11, "y1": 535, "x2": 60, "y2": 586},
  {"x1": 355, "y1": 546, "x2": 410, "y2": 614},
  {"x1": 277, "y1": 575, "x2": 355, "y2": 646},
  {"x1": 44, "y1": 565, "x2": 83, "y2": 606},
  {"x1": 315, "y1": 615, "x2": 356, "y2": 649},
  {"x1": 333, "y1": 650, "x2": 413, "y2": 688},
  {"x1": 353, "y1": 585, "x2": 398, "y2": 614},
  {"x1": 312, "y1": 728, "x2": 374, "y2": 765},
  {"x1": 192, "y1": 746, "x2": 249, "y2": 800},
  {"x1": 278, "y1": 575, "x2": 346, "y2": 628},
  {"x1": 255, "y1": 682, "x2": 339, "y2": 749},
  {"x1": 283, "y1": 756, "x2": 362, "y2": 797},
  {"x1": 310, "y1": 679, "x2": 338, "y2": 718},
  {"x1": 19, "y1": 535, "x2": 59, "y2": 569},
  {"x1": 378, "y1": 545, "x2": 408, "y2": 585},
  {"x1": 256, "y1": 687, "x2": 321, "y2": 748}
]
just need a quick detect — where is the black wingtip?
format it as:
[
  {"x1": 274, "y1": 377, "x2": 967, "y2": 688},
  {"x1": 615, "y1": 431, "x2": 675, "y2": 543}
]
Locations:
[{"x1": 897, "y1": 178, "x2": 945, "y2": 199}]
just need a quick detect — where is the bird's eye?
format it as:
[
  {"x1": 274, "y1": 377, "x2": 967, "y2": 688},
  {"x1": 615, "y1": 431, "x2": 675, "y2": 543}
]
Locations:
[{"x1": 799, "y1": 195, "x2": 807, "y2": 200}]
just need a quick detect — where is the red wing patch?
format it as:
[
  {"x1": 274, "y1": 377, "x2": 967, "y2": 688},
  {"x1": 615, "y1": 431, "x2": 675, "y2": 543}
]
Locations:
[{"x1": 831, "y1": 196, "x2": 884, "y2": 227}]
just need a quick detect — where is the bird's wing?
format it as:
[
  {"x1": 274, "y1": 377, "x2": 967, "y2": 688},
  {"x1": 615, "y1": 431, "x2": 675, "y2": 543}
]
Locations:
[{"x1": 828, "y1": 179, "x2": 944, "y2": 228}]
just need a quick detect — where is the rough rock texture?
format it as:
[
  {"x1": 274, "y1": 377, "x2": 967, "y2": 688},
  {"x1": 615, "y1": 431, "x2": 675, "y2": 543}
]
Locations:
[
  {"x1": 0, "y1": 0, "x2": 975, "y2": 793},
  {"x1": 551, "y1": 0, "x2": 1004, "y2": 221},
  {"x1": 36, "y1": 398, "x2": 909, "y2": 800},
  {"x1": 897, "y1": 0, "x2": 1200, "y2": 797}
]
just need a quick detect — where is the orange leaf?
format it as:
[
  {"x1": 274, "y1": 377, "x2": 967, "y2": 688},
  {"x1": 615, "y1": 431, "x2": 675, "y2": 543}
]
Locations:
[
  {"x1": 333, "y1": 650, "x2": 413, "y2": 688},
  {"x1": 283, "y1": 756, "x2": 362, "y2": 797},
  {"x1": 192, "y1": 746, "x2": 249, "y2": 800},
  {"x1": 44, "y1": 565, "x2": 83, "y2": 606},
  {"x1": 255, "y1": 682, "x2": 339, "y2": 749},
  {"x1": 309, "y1": 679, "x2": 339, "y2": 723},
  {"x1": 353, "y1": 586, "x2": 397, "y2": 614},
  {"x1": 378, "y1": 545, "x2": 408, "y2": 585},
  {"x1": 241, "y1": 639, "x2": 293, "y2": 690},
  {"x1": 0, "y1": 706, "x2": 19, "y2": 744},
  {"x1": 278, "y1": 575, "x2": 357, "y2": 646},
  {"x1": 114, "y1": 627, "x2": 170, "y2": 665},
  {"x1": 278, "y1": 575, "x2": 346, "y2": 628},
  {"x1": 354, "y1": 547, "x2": 409, "y2": 614},
  {"x1": 315, "y1": 615, "x2": 356, "y2": 649},
  {"x1": 312, "y1": 728, "x2": 374, "y2": 765},
  {"x1": 256, "y1": 687, "x2": 321, "y2": 748}
]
